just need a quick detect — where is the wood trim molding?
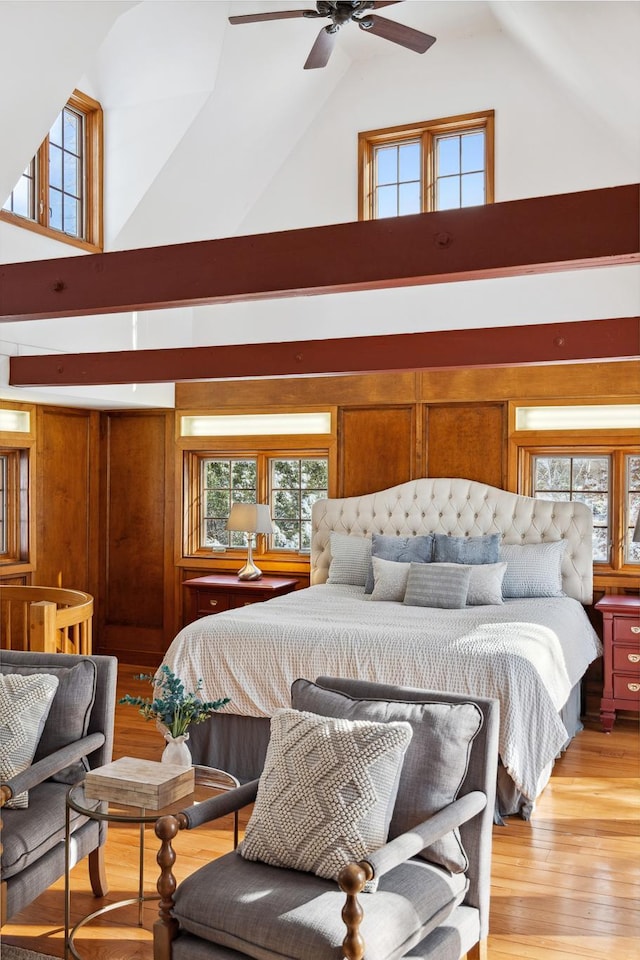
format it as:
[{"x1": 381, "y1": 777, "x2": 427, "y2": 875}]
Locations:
[
  {"x1": 8, "y1": 317, "x2": 639, "y2": 388},
  {"x1": 0, "y1": 184, "x2": 637, "y2": 323}
]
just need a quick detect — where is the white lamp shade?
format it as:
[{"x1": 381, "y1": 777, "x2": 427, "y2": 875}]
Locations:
[{"x1": 226, "y1": 502, "x2": 274, "y2": 535}]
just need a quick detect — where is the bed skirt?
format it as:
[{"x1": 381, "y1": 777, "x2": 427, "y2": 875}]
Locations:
[{"x1": 189, "y1": 682, "x2": 584, "y2": 818}]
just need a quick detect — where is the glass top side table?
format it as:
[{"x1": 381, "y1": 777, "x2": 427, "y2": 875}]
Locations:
[{"x1": 65, "y1": 764, "x2": 240, "y2": 960}]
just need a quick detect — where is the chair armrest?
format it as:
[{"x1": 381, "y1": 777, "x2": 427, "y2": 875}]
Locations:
[
  {"x1": 364, "y1": 790, "x2": 487, "y2": 880},
  {"x1": 0, "y1": 732, "x2": 106, "y2": 805},
  {"x1": 180, "y1": 778, "x2": 259, "y2": 830}
]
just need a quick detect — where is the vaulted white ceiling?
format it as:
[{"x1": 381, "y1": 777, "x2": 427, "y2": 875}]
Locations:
[{"x1": 1, "y1": 0, "x2": 639, "y2": 408}]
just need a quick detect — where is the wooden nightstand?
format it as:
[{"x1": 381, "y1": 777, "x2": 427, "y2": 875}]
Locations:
[
  {"x1": 183, "y1": 573, "x2": 298, "y2": 624},
  {"x1": 595, "y1": 595, "x2": 640, "y2": 732}
]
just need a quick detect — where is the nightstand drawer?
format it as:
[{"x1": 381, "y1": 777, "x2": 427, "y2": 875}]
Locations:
[
  {"x1": 613, "y1": 618, "x2": 640, "y2": 643},
  {"x1": 195, "y1": 592, "x2": 232, "y2": 615},
  {"x1": 612, "y1": 675, "x2": 640, "y2": 701},
  {"x1": 230, "y1": 595, "x2": 261, "y2": 609},
  {"x1": 612, "y1": 645, "x2": 640, "y2": 671}
]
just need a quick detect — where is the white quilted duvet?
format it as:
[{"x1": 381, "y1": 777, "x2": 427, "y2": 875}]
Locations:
[{"x1": 162, "y1": 584, "x2": 601, "y2": 803}]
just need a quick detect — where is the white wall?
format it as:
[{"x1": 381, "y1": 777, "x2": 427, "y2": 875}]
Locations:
[{"x1": 1, "y1": 0, "x2": 638, "y2": 409}]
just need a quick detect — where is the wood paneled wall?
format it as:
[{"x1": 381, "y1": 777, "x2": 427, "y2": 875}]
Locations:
[
  {"x1": 5, "y1": 359, "x2": 636, "y2": 665},
  {"x1": 35, "y1": 406, "x2": 99, "y2": 593},
  {"x1": 97, "y1": 411, "x2": 175, "y2": 666}
]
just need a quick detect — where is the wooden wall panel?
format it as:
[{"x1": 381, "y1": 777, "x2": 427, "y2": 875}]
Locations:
[
  {"x1": 426, "y1": 403, "x2": 505, "y2": 488},
  {"x1": 340, "y1": 407, "x2": 416, "y2": 497},
  {"x1": 99, "y1": 411, "x2": 174, "y2": 665},
  {"x1": 35, "y1": 407, "x2": 98, "y2": 593}
]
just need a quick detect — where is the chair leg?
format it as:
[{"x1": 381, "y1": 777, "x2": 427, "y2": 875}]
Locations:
[
  {"x1": 466, "y1": 940, "x2": 488, "y2": 960},
  {"x1": 154, "y1": 814, "x2": 183, "y2": 960},
  {"x1": 88, "y1": 846, "x2": 109, "y2": 897}
]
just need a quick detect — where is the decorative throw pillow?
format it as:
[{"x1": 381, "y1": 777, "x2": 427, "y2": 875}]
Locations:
[
  {"x1": 433, "y1": 533, "x2": 501, "y2": 565},
  {"x1": 291, "y1": 679, "x2": 485, "y2": 873},
  {"x1": 327, "y1": 532, "x2": 372, "y2": 587},
  {"x1": 369, "y1": 556, "x2": 411, "y2": 602},
  {"x1": 364, "y1": 533, "x2": 434, "y2": 594},
  {"x1": 500, "y1": 541, "x2": 567, "y2": 598},
  {"x1": 240, "y1": 707, "x2": 413, "y2": 885},
  {"x1": 466, "y1": 562, "x2": 507, "y2": 605},
  {"x1": 0, "y1": 673, "x2": 59, "y2": 808},
  {"x1": 2, "y1": 659, "x2": 98, "y2": 783},
  {"x1": 403, "y1": 562, "x2": 471, "y2": 609}
]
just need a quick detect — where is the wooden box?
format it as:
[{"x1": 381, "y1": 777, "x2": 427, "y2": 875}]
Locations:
[{"x1": 84, "y1": 756, "x2": 195, "y2": 810}]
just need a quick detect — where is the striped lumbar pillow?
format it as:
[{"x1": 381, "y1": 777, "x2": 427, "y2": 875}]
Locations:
[{"x1": 403, "y1": 561, "x2": 472, "y2": 609}]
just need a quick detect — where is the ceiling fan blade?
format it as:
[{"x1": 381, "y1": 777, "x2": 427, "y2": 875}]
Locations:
[
  {"x1": 361, "y1": 14, "x2": 436, "y2": 54},
  {"x1": 304, "y1": 26, "x2": 338, "y2": 69},
  {"x1": 229, "y1": 10, "x2": 316, "y2": 25}
]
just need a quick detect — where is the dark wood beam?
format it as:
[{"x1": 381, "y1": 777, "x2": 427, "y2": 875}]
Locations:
[
  {"x1": 9, "y1": 317, "x2": 639, "y2": 387},
  {"x1": 0, "y1": 184, "x2": 638, "y2": 322}
]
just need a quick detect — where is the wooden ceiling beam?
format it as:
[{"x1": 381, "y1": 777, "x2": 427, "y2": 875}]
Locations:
[
  {"x1": 9, "y1": 317, "x2": 639, "y2": 387},
  {"x1": 0, "y1": 184, "x2": 638, "y2": 323}
]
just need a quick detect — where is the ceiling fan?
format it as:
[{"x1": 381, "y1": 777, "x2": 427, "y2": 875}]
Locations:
[{"x1": 229, "y1": 1, "x2": 437, "y2": 70}]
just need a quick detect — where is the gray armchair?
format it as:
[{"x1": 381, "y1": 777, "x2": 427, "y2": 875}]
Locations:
[
  {"x1": 0, "y1": 650, "x2": 117, "y2": 924},
  {"x1": 154, "y1": 677, "x2": 499, "y2": 960}
]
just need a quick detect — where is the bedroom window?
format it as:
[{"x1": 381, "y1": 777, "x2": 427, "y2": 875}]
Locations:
[
  {"x1": 358, "y1": 110, "x2": 494, "y2": 220},
  {"x1": 532, "y1": 455, "x2": 610, "y2": 562},
  {"x1": 1, "y1": 90, "x2": 103, "y2": 252},
  {"x1": 186, "y1": 451, "x2": 330, "y2": 557},
  {"x1": 626, "y1": 454, "x2": 640, "y2": 564},
  {"x1": 270, "y1": 458, "x2": 328, "y2": 552},
  {"x1": 0, "y1": 449, "x2": 29, "y2": 564}
]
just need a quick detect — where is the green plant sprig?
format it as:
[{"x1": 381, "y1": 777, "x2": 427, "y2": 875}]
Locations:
[{"x1": 118, "y1": 664, "x2": 230, "y2": 738}]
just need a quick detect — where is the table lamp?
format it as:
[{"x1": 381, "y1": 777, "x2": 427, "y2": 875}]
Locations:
[{"x1": 225, "y1": 502, "x2": 274, "y2": 580}]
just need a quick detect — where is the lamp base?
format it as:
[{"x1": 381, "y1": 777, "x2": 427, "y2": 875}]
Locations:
[
  {"x1": 236, "y1": 560, "x2": 262, "y2": 581},
  {"x1": 237, "y1": 537, "x2": 262, "y2": 580}
]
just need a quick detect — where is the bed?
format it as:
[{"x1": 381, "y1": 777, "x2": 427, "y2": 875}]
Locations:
[{"x1": 162, "y1": 477, "x2": 602, "y2": 819}]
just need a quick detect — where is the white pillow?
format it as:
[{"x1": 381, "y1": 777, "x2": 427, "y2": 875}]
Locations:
[
  {"x1": 0, "y1": 673, "x2": 59, "y2": 808},
  {"x1": 369, "y1": 556, "x2": 411, "y2": 602},
  {"x1": 240, "y1": 708, "x2": 413, "y2": 884},
  {"x1": 466, "y1": 562, "x2": 507, "y2": 605},
  {"x1": 500, "y1": 541, "x2": 567, "y2": 598},
  {"x1": 327, "y1": 532, "x2": 371, "y2": 587}
]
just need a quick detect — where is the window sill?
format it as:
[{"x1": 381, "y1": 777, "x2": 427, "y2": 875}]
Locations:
[{"x1": 0, "y1": 210, "x2": 102, "y2": 253}]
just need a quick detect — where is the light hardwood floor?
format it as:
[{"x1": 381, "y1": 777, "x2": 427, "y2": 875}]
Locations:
[{"x1": 2, "y1": 663, "x2": 639, "y2": 960}]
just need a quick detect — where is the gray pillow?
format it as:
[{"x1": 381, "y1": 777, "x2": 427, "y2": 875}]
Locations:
[
  {"x1": 433, "y1": 533, "x2": 501, "y2": 564},
  {"x1": 0, "y1": 673, "x2": 59, "y2": 808},
  {"x1": 369, "y1": 556, "x2": 411, "y2": 602},
  {"x1": 327, "y1": 532, "x2": 372, "y2": 587},
  {"x1": 404, "y1": 562, "x2": 471, "y2": 609},
  {"x1": 500, "y1": 541, "x2": 567, "y2": 598},
  {"x1": 291, "y1": 679, "x2": 484, "y2": 873},
  {"x1": 240, "y1": 707, "x2": 412, "y2": 884},
  {"x1": 364, "y1": 533, "x2": 434, "y2": 594},
  {"x1": 1, "y1": 659, "x2": 97, "y2": 783}
]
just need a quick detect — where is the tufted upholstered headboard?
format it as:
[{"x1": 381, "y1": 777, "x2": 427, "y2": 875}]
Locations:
[{"x1": 311, "y1": 477, "x2": 593, "y2": 604}]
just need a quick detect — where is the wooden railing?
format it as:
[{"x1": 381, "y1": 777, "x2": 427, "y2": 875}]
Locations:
[{"x1": 0, "y1": 586, "x2": 93, "y2": 654}]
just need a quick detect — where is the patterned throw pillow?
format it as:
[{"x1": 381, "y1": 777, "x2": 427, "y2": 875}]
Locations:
[
  {"x1": 327, "y1": 532, "x2": 372, "y2": 587},
  {"x1": 369, "y1": 556, "x2": 411, "y2": 602},
  {"x1": 433, "y1": 533, "x2": 501, "y2": 564},
  {"x1": 364, "y1": 533, "x2": 434, "y2": 594},
  {"x1": 500, "y1": 541, "x2": 567, "y2": 597},
  {"x1": 0, "y1": 673, "x2": 59, "y2": 808},
  {"x1": 240, "y1": 708, "x2": 413, "y2": 884},
  {"x1": 404, "y1": 562, "x2": 472, "y2": 609}
]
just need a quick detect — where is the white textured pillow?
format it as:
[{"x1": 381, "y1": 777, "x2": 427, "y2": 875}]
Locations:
[
  {"x1": 327, "y1": 532, "x2": 372, "y2": 587},
  {"x1": 467, "y1": 562, "x2": 507, "y2": 605},
  {"x1": 240, "y1": 708, "x2": 413, "y2": 884},
  {"x1": 369, "y1": 556, "x2": 411, "y2": 602},
  {"x1": 500, "y1": 541, "x2": 567, "y2": 598},
  {"x1": 0, "y1": 673, "x2": 59, "y2": 808}
]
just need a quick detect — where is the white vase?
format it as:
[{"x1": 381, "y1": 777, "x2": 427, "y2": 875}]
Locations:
[{"x1": 161, "y1": 731, "x2": 191, "y2": 767}]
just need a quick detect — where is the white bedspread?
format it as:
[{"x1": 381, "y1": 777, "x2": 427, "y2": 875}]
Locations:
[{"x1": 162, "y1": 584, "x2": 601, "y2": 803}]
